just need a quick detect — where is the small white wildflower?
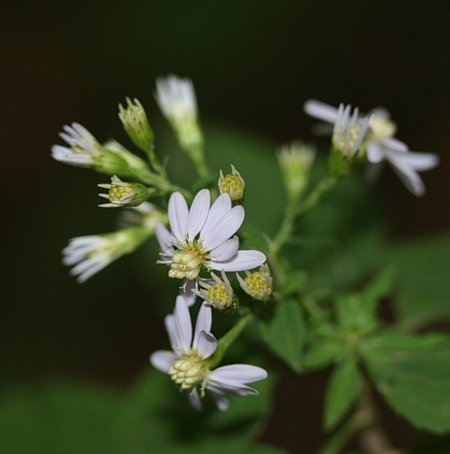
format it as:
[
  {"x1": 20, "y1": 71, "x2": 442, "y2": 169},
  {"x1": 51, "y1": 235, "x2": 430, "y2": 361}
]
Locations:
[
  {"x1": 218, "y1": 165, "x2": 245, "y2": 202},
  {"x1": 98, "y1": 175, "x2": 152, "y2": 208},
  {"x1": 155, "y1": 75, "x2": 203, "y2": 150},
  {"x1": 237, "y1": 263, "x2": 273, "y2": 302},
  {"x1": 156, "y1": 189, "x2": 266, "y2": 283},
  {"x1": 150, "y1": 296, "x2": 268, "y2": 411},
  {"x1": 51, "y1": 123, "x2": 101, "y2": 167},
  {"x1": 193, "y1": 271, "x2": 234, "y2": 311},
  {"x1": 304, "y1": 100, "x2": 439, "y2": 195},
  {"x1": 63, "y1": 227, "x2": 152, "y2": 283},
  {"x1": 277, "y1": 142, "x2": 316, "y2": 202}
]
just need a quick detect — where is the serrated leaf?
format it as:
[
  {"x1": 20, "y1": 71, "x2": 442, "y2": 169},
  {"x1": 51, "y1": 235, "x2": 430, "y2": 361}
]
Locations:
[
  {"x1": 361, "y1": 330, "x2": 450, "y2": 433},
  {"x1": 260, "y1": 299, "x2": 305, "y2": 372},
  {"x1": 323, "y1": 357, "x2": 361, "y2": 431}
]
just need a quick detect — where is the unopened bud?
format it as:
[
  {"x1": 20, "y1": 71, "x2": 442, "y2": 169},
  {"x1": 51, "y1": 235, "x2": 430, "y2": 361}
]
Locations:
[
  {"x1": 237, "y1": 264, "x2": 273, "y2": 302},
  {"x1": 98, "y1": 175, "x2": 152, "y2": 208},
  {"x1": 218, "y1": 165, "x2": 245, "y2": 202}
]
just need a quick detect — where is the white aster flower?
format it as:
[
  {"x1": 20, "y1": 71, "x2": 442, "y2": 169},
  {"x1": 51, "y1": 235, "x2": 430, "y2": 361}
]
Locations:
[
  {"x1": 63, "y1": 227, "x2": 152, "y2": 283},
  {"x1": 156, "y1": 189, "x2": 266, "y2": 282},
  {"x1": 304, "y1": 99, "x2": 439, "y2": 196},
  {"x1": 51, "y1": 122, "x2": 100, "y2": 167},
  {"x1": 155, "y1": 75, "x2": 203, "y2": 149},
  {"x1": 150, "y1": 296, "x2": 268, "y2": 411},
  {"x1": 332, "y1": 103, "x2": 370, "y2": 157}
]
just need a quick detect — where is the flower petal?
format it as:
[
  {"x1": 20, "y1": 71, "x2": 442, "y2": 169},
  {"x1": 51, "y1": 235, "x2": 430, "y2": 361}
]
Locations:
[
  {"x1": 200, "y1": 194, "x2": 232, "y2": 239},
  {"x1": 386, "y1": 152, "x2": 425, "y2": 196},
  {"x1": 208, "y1": 390, "x2": 229, "y2": 411},
  {"x1": 201, "y1": 205, "x2": 245, "y2": 251},
  {"x1": 181, "y1": 280, "x2": 197, "y2": 307},
  {"x1": 395, "y1": 152, "x2": 439, "y2": 171},
  {"x1": 150, "y1": 350, "x2": 177, "y2": 373},
  {"x1": 155, "y1": 223, "x2": 174, "y2": 254},
  {"x1": 193, "y1": 303, "x2": 212, "y2": 350},
  {"x1": 188, "y1": 388, "x2": 202, "y2": 411},
  {"x1": 304, "y1": 99, "x2": 338, "y2": 123},
  {"x1": 168, "y1": 192, "x2": 189, "y2": 243},
  {"x1": 207, "y1": 377, "x2": 259, "y2": 396},
  {"x1": 173, "y1": 295, "x2": 193, "y2": 350},
  {"x1": 366, "y1": 143, "x2": 385, "y2": 164},
  {"x1": 187, "y1": 189, "x2": 210, "y2": 241},
  {"x1": 209, "y1": 236, "x2": 239, "y2": 262},
  {"x1": 210, "y1": 250, "x2": 266, "y2": 272},
  {"x1": 381, "y1": 138, "x2": 408, "y2": 152},
  {"x1": 196, "y1": 330, "x2": 217, "y2": 359},
  {"x1": 210, "y1": 364, "x2": 268, "y2": 383}
]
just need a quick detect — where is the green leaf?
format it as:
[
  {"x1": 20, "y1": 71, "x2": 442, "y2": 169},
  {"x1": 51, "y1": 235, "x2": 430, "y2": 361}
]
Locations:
[
  {"x1": 361, "y1": 330, "x2": 450, "y2": 433},
  {"x1": 303, "y1": 342, "x2": 342, "y2": 371},
  {"x1": 0, "y1": 372, "x2": 286, "y2": 454},
  {"x1": 391, "y1": 235, "x2": 450, "y2": 327},
  {"x1": 323, "y1": 357, "x2": 361, "y2": 431},
  {"x1": 280, "y1": 270, "x2": 307, "y2": 297},
  {"x1": 260, "y1": 299, "x2": 305, "y2": 372}
]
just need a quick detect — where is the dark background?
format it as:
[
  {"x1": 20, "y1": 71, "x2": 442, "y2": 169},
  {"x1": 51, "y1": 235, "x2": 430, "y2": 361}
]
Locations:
[{"x1": 2, "y1": 1, "x2": 449, "y2": 452}]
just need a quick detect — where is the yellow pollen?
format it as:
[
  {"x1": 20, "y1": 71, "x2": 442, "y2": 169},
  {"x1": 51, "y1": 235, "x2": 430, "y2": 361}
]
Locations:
[
  {"x1": 207, "y1": 282, "x2": 232, "y2": 310},
  {"x1": 333, "y1": 126, "x2": 360, "y2": 156},
  {"x1": 109, "y1": 185, "x2": 133, "y2": 202},
  {"x1": 169, "y1": 246, "x2": 207, "y2": 280},
  {"x1": 244, "y1": 271, "x2": 272, "y2": 301},
  {"x1": 169, "y1": 353, "x2": 207, "y2": 390},
  {"x1": 369, "y1": 116, "x2": 396, "y2": 141}
]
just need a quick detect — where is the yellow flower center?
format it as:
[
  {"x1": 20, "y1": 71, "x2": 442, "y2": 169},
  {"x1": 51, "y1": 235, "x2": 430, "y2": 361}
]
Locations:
[
  {"x1": 207, "y1": 282, "x2": 232, "y2": 310},
  {"x1": 109, "y1": 185, "x2": 133, "y2": 202},
  {"x1": 333, "y1": 126, "x2": 361, "y2": 156},
  {"x1": 368, "y1": 115, "x2": 396, "y2": 141},
  {"x1": 218, "y1": 165, "x2": 246, "y2": 202},
  {"x1": 169, "y1": 245, "x2": 207, "y2": 280},
  {"x1": 244, "y1": 271, "x2": 272, "y2": 301},
  {"x1": 169, "y1": 352, "x2": 207, "y2": 390}
]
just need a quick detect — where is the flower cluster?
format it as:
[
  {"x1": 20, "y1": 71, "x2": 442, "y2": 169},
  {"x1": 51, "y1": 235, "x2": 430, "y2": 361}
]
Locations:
[{"x1": 52, "y1": 74, "x2": 440, "y2": 418}]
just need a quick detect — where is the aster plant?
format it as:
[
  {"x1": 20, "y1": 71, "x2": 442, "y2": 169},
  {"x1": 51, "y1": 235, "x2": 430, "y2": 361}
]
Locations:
[{"x1": 51, "y1": 76, "x2": 449, "y2": 453}]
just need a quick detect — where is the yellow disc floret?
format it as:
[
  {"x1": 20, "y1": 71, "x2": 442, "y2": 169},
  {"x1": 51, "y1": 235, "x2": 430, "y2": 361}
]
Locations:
[
  {"x1": 169, "y1": 244, "x2": 207, "y2": 280},
  {"x1": 169, "y1": 352, "x2": 208, "y2": 390},
  {"x1": 109, "y1": 185, "x2": 133, "y2": 202},
  {"x1": 218, "y1": 165, "x2": 245, "y2": 202},
  {"x1": 207, "y1": 282, "x2": 232, "y2": 310},
  {"x1": 238, "y1": 264, "x2": 273, "y2": 302}
]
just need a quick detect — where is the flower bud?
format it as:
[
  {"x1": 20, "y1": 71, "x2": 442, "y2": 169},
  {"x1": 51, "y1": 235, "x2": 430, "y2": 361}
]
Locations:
[
  {"x1": 118, "y1": 97, "x2": 154, "y2": 153},
  {"x1": 98, "y1": 175, "x2": 152, "y2": 208},
  {"x1": 237, "y1": 264, "x2": 273, "y2": 302},
  {"x1": 218, "y1": 165, "x2": 245, "y2": 203},
  {"x1": 193, "y1": 271, "x2": 234, "y2": 310},
  {"x1": 278, "y1": 142, "x2": 315, "y2": 202}
]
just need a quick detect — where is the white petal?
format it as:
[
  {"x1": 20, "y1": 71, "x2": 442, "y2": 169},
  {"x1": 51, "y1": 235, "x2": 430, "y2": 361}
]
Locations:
[
  {"x1": 150, "y1": 350, "x2": 177, "y2": 373},
  {"x1": 187, "y1": 189, "x2": 210, "y2": 241},
  {"x1": 173, "y1": 295, "x2": 193, "y2": 350},
  {"x1": 210, "y1": 250, "x2": 266, "y2": 272},
  {"x1": 208, "y1": 390, "x2": 229, "y2": 411},
  {"x1": 304, "y1": 99, "x2": 338, "y2": 123},
  {"x1": 188, "y1": 388, "x2": 202, "y2": 411},
  {"x1": 164, "y1": 315, "x2": 178, "y2": 351},
  {"x1": 211, "y1": 364, "x2": 268, "y2": 383},
  {"x1": 193, "y1": 303, "x2": 212, "y2": 350},
  {"x1": 207, "y1": 377, "x2": 258, "y2": 396},
  {"x1": 368, "y1": 107, "x2": 391, "y2": 119},
  {"x1": 386, "y1": 152, "x2": 425, "y2": 196},
  {"x1": 396, "y1": 152, "x2": 439, "y2": 171},
  {"x1": 381, "y1": 138, "x2": 408, "y2": 152},
  {"x1": 200, "y1": 194, "x2": 232, "y2": 239},
  {"x1": 201, "y1": 206, "x2": 245, "y2": 251},
  {"x1": 181, "y1": 280, "x2": 197, "y2": 307},
  {"x1": 366, "y1": 143, "x2": 385, "y2": 164},
  {"x1": 195, "y1": 331, "x2": 217, "y2": 359},
  {"x1": 209, "y1": 236, "x2": 239, "y2": 261},
  {"x1": 168, "y1": 192, "x2": 189, "y2": 243},
  {"x1": 155, "y1": 223, "x2": 174, "y2": 254}
]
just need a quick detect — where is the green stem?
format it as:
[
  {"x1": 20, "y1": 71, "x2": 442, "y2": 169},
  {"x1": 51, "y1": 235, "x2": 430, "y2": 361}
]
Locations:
[
  {"x1": 145, "y1": 145, "x2": 168, "y2": 179},
  {"x1": 208, "y1": 313, "x2": 254, "y2": 369},
  {"x1": 269, "y1": 176, "x2": 337, "y2": 261}
]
